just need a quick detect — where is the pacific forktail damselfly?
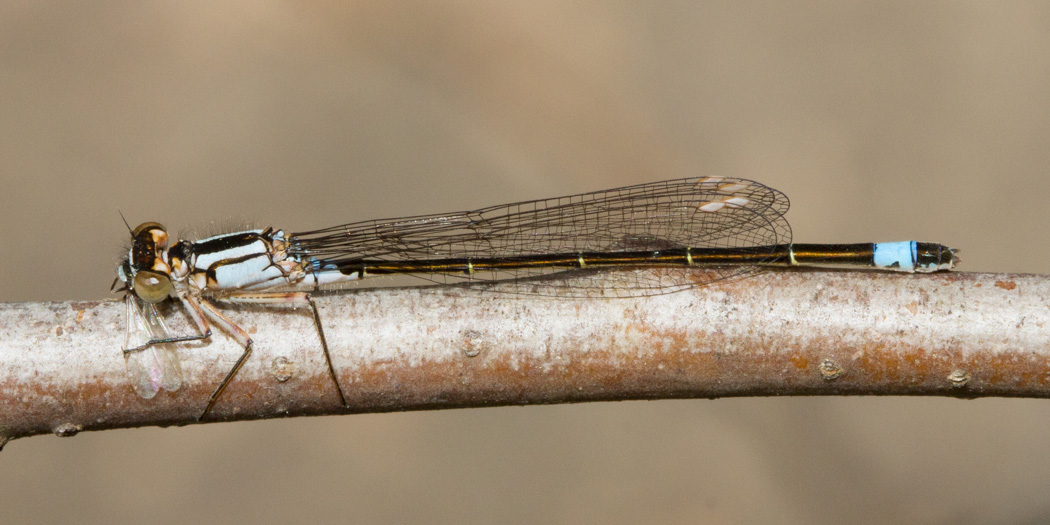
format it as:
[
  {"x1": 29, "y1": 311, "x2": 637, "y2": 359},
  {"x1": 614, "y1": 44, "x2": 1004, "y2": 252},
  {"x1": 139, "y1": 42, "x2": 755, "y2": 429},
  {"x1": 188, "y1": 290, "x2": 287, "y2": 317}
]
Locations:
[{"x1": 113, "y1": 177, "x2": 957, "y2": 420}]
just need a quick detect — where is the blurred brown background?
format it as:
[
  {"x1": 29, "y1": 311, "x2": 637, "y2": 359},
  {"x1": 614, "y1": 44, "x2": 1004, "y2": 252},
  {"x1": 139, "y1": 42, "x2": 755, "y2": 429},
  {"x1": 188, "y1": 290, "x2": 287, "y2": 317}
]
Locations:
[{"x1": 2, "y1": 2, "x2": 1050, "y2": 523}]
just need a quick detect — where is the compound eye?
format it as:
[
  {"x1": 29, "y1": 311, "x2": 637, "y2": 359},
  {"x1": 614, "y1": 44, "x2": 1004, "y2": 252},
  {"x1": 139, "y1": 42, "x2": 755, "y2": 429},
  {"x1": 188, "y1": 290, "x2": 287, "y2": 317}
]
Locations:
[
  {"x1": 132, "y1": 222, "x2": 166, "y2": 237},
  {"x1": 133, "y1": 270, "x2": 172, "y2": 303}
]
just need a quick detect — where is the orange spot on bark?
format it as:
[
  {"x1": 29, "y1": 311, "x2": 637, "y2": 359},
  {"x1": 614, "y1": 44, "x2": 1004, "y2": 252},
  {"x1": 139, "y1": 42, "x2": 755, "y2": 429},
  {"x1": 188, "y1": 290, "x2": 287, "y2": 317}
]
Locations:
[{"x1": 789, "y1": 354, "x2": 809, "y2": 370}]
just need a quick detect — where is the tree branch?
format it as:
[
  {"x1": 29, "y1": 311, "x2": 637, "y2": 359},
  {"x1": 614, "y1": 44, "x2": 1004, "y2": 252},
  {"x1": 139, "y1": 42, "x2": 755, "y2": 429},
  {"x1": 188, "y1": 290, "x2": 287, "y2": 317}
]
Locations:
[{"x1": 1, "y1": 269, "x2": 1047, "y2": 446}]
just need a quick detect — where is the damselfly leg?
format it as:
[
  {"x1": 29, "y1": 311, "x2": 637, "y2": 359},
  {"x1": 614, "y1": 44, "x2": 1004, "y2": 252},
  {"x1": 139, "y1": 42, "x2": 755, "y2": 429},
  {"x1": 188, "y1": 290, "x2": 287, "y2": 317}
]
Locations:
[{"x1": 194, "y1": 291, "x2": 345, "y2": 422}]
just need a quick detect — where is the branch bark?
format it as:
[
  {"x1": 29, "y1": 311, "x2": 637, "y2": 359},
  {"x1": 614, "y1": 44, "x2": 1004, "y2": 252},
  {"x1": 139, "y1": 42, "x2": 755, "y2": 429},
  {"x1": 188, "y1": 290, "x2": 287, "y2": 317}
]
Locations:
[{"x1": 1, "y1": 269, "x2": 1047, "y2": 446}]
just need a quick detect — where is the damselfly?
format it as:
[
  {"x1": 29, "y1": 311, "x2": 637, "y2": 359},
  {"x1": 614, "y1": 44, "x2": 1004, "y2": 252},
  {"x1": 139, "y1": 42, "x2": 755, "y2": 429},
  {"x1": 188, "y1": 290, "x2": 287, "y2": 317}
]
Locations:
[{"x1": 113, "y1": 177, "x2": 958, "y2": 420}]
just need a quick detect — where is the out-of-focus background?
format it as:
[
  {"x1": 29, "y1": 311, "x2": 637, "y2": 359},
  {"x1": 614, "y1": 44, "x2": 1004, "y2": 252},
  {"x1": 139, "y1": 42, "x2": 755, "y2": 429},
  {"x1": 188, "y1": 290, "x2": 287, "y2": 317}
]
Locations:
[{"x1": 2, "y1": 2, "x2": 1049, "y2": 523}]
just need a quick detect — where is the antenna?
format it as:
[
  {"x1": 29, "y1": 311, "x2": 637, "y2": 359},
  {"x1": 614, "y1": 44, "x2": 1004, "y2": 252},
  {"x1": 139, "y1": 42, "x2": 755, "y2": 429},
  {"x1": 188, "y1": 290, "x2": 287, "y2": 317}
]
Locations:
[{"x1": 118, "y1": 211, "x2": 133, "y2": 236}]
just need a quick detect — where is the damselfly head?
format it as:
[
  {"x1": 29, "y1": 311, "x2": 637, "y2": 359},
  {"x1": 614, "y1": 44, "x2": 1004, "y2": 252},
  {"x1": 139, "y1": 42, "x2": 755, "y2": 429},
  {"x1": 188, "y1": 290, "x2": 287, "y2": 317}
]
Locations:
[{"x1": 119, "y1": 222, "x2": 175, "y2": 303}]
